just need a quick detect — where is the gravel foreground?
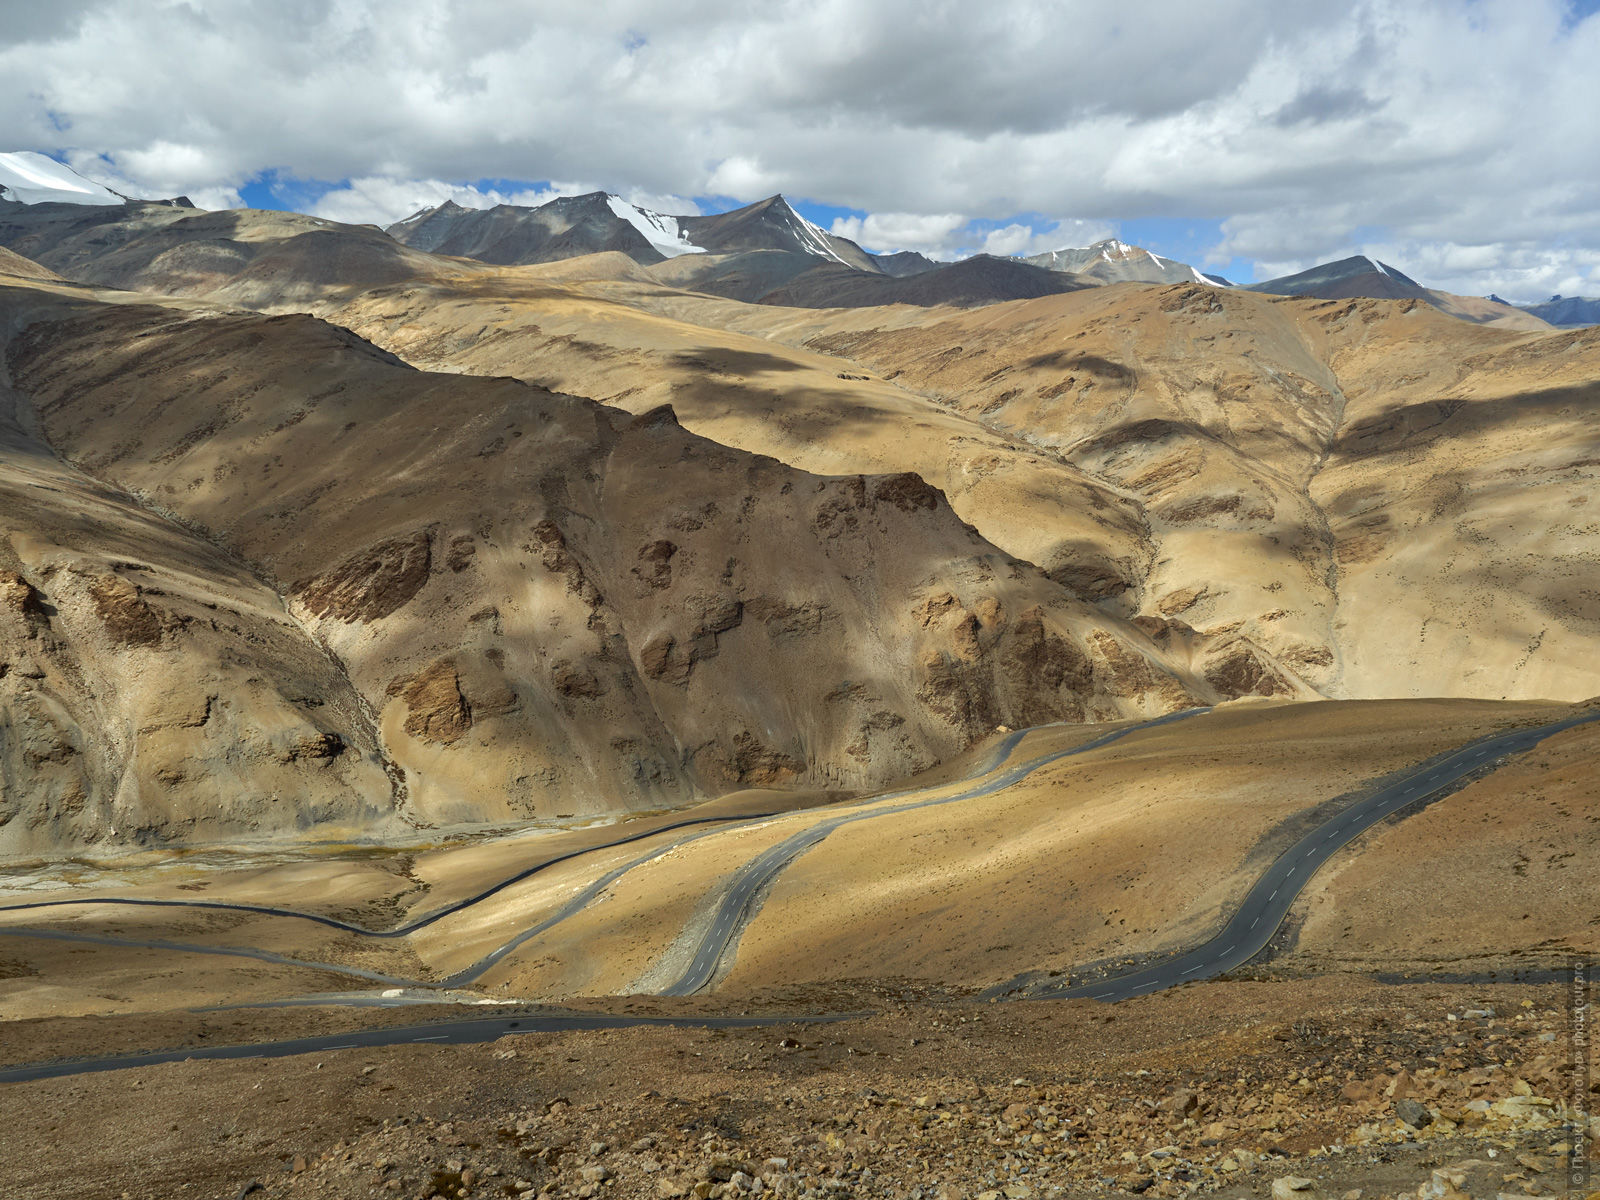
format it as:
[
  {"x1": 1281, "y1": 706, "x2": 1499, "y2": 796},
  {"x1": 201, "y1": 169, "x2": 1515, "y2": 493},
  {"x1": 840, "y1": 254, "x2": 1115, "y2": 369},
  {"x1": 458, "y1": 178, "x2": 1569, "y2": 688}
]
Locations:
[{"x1": 2, "y1": 977, "x2": 1594, "y2": 1200}]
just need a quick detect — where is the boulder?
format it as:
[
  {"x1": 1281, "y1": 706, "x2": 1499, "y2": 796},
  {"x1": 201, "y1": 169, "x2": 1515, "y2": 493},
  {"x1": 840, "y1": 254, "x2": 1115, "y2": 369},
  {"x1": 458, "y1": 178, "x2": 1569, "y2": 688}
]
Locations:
[
  {"x1": 1158, "y1": 1088, "x2": 1199, "y2": 1117},
  {"x1": 1273, "y1": 1177, "x2": 1321, "y2": 1200},
  {"x1": 1396, "y1": 1098, "x2": 1433, "y2": 1129}
]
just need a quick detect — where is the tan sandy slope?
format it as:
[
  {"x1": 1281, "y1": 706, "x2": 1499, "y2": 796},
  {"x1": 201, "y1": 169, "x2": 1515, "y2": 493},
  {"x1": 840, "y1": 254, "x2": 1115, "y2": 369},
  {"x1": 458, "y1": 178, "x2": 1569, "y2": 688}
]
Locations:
[
  {"x1": 325, "y1": 263, "x2": 1159, "y2": 604},
  {"x1": 0, "y1": 245, "x2": 60, "y2": 282},
  {"x1": 462, "y1": 698, "x2": 1589, "y2": 1000},
  {"x1": 0, "y1": 272, "x2": 402, "y2": 854},
  {"x1": 7, "y1": 206, "x2": 1590, "y2": 704},
  {"x1": 1297, "y1": 709, "x2": 1600, "y2": 969},
  {"x1": 1, "y1": 218, "x2": 1595, "y2": 857},
  {"x1": 0, "y1": 201, "x2": 487, "y2": 309},
  {"x1": 0, "y1": 272, "x2": 1249, "y2": 850},
  {"x1": 319, "y1": 267, "x2": 1600, "y2": 705},
  {"x1": 1, "y1": 699, "x2": 1590, "y2": 1016}
]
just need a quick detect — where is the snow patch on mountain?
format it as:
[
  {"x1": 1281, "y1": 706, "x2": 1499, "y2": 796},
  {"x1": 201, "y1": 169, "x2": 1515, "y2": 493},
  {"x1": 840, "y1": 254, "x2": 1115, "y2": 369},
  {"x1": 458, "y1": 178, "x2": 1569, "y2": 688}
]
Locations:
[
  {"x1": 773, "y1": 197, "x2": 851, "y2": 265},
  {"x1": 605, "y1": 195, "x2": 704, "y2": 257},
  {"x1": 0, "y1": 151, "x2": 124, "y2": 206},
  {"x1": 1025, "y1": 238, "x2": 1226, "y2": 287}
]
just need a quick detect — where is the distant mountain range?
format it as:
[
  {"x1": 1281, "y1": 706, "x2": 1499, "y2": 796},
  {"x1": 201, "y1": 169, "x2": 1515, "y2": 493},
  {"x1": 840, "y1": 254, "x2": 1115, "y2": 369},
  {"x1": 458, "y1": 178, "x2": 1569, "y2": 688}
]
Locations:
[
  {"x1": 1, "y1": 150, "x2": 1580, "y2": 325},
  {"x1": 389, "y1": 192, "x2": 880, "y2": 271},
  {"x1": 756, "y1": 253, "x2": 1094, "y2": 308},
  {"x1": 384, "y1": 193, "x2": 1251, "y2": 307},
  {"x1": 1246, "y1": 254, "x2": 1550, "y2": 330},
  {"x1": 388, "y1": 192, "x2": 699, "y2": 265},
  {"x1": 387, "y1": 193, "x2": 1234, "y2": 292},
  {"x1": 1247, "y1": 254, "x2": 1425, "y2": 299},
  {"x1": 1024, "y1": 239, "x2": 1231, "y2": 287},
  {"x1": 383, "y1": 196, "x2": 1561, "y2": 326},
  {"x1": 388, "y1": 192, "x2": 1104, "y2": 307},
  {"x1": 1520, "y1": 294, "x2": 1600, "y2": 327},
  {"x1": 2, "y1": 147, "x2": 1598, "y2": 855}
]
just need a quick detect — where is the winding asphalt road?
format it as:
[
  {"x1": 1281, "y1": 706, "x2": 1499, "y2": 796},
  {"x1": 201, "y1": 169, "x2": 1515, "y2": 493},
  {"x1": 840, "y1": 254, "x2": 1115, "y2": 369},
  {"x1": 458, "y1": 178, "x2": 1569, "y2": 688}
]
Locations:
[
  {"x1": 1, "y1": 706, "x2": 1595, "y2": 1081},
  {"x1": 984, "y1": 707, "x2": 1600, "y2": 1002},
  {"x1": 0, "y1": 713, "x2": 1154, "y2": 990},
  {"x1": 659, "y1": 707, "x2": 1211, "y2": 995},
  {"x1": 0, "y1": 1010, "x2": 861, "y2": 1085},
  {"x1": 0, "y1": 809, "x2": 829, "y2": 990},
  {"x1": 0, "y1": 808, "x2": 803, "y2": 938}
]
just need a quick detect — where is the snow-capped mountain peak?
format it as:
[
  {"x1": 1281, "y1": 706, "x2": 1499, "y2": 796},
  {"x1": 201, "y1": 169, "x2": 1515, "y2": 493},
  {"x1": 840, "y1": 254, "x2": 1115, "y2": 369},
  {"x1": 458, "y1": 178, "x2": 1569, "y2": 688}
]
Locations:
[
  {"x1": 0, "y1": 151, "x2": 125, "y2": 206},
  {"x1": 767, "y1": 195, "x2": 852, "y2": 266},
  {"x1": 1024, "y1": 238, "x2": 1225, "y2": 287},
  {"x1": 384, "y1": 189, "x2": 876, "y2": 275}
]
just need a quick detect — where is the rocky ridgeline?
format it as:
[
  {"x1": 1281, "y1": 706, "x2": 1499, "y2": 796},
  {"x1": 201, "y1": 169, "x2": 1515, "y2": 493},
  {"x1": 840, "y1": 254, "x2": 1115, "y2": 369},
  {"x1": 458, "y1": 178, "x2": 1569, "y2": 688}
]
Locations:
[{"x1": 248, "y1": 1001, "x2": 1594, "y2": 1200}]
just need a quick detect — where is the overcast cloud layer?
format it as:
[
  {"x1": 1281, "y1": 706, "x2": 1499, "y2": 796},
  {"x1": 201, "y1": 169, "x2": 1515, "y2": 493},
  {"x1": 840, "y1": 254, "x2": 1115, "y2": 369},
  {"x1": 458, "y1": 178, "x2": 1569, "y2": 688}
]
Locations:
[{"x1": 3, "y1": 0, "x2": 1599, "y2": 299}]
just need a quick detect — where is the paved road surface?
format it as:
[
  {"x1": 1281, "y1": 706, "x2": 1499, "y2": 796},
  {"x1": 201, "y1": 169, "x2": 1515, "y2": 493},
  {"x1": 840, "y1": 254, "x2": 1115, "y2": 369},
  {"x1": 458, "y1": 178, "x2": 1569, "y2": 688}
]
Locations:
[
  {"x1": 984, "y1": 708, "x2": 1600, "y2": 1001},
  {"x1": 0, "y1": 809, "x2": 800, "y2": 937},
  {"x1": 0, "y1": 1010, "x2": 861, "y2": 1084},
  {"x1": 659, "y1": 708, "x2": 1210, "y2": 995},
  {"x1": 0, "y1": 814, "x2": 787, "y2": 990},
  {"x1": 0, "y1": 713, "x2": 1096, "y2": 989}
]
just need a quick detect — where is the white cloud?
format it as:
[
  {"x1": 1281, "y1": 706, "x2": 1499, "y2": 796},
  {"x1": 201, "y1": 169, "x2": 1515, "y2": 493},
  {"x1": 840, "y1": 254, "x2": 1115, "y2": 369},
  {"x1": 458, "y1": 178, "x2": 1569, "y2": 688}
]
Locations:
[
  {"x1": 829, "y1": 213, "x2": 1117, "y2": 259},
  {"x1": 980, "y1": 219, "x2": 1118, "y2": 258},
  {"x1": 309, "y1": 179, "x2": 487, "y2": 226},
  {"x1": 622, "y1": 190, "x2": 702, "y2": 218},
  {"x1": 705, "y1": 155, "x2": 779, "y2": 200},
  {"x1": 304, "y1": 177, "x2": 704, "y2": 226},
  {"x1": 62, "y1": 150, "x2": 243, "y2": 209},
  {"x1": 829, "y1": 212, "x2": 967, "y2": 255},
  {"x1": 305, "y1": 177, "x2": 598, "y2": 226},
  {"x1": 1, "y1": 0, "x2": 1597, "y2": 297},
  {"x1": 184, "y1": 185, "x2": 247, "y2": 211},
  {"x1": 1251, "y1": 239, "x2": 1600, "y2": 304}
]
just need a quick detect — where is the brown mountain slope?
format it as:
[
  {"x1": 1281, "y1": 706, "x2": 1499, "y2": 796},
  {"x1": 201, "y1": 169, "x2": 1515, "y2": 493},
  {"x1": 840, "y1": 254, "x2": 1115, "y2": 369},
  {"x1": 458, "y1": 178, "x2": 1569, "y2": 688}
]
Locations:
[
  {"x1": 1422, "y1": 290, "x2": 1550, "y2": 331},
  {"x1": 0, "y1": 201, "x2": 483, "y2": 311},
  {"x1": 324, "y1": 274, "x2": 1355, "y2": 695},
  {"x1": 323, "y1": 268, "x2": 1162, "y2": 609},
  {"x1": 0, "y1": 284, "x2": 401, "y2": 855},
  {"x1": 1304, "y1": 298, "x2": 1600, "y2": 697},
  {"x1": 758, "y1": 255, "x2": 1093, "y2": 309},
  {"x1": 782, "y1": 286, "x2": 1600, "y2": 701},
  {"x1": 323, "y1": 269, "x2": 1599, "y2": 703},
  {"x1": 1, "y1": 274, "x2": 1240, "y2": 846},
  {"x1": 1246, "y1": 256, "x2": 1548, "y2": 331},
  {"x1": 643, "y1": 249, "x2": 851, "y2": 304},
  {"x1": 638, "y1": 250, "x2": 1090, "y2": 308},
  {"x1": 0, "y1": 245, "x2": 59, "y2": 282}
]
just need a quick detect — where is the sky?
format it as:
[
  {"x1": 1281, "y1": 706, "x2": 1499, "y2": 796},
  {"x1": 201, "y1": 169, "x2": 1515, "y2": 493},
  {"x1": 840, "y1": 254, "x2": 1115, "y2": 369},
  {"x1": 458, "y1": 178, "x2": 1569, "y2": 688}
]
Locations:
[{"x1": 4, "y1": 0, "x2": 1600, "y2": 299}]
